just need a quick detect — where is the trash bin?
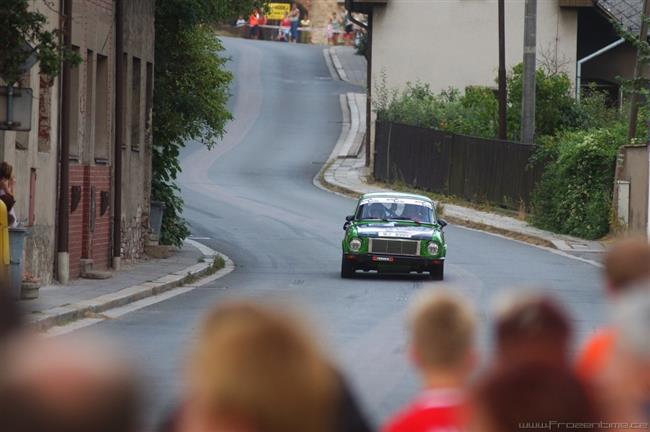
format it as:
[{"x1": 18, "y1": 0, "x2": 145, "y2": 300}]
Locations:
[
  {"x1": 149, "y1": 201, "x2": 166, "y2": 237},
  {"x1": 9, "y1": 227, "x2": 27, "y2": 300}
]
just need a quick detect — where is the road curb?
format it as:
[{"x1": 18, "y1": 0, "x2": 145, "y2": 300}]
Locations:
[
  {"x1": 328, "y1": 47, "x2": 349, "y2": 82},
  {"x1": 29, "y1": 240, "x2": 234, "y2": 331}
]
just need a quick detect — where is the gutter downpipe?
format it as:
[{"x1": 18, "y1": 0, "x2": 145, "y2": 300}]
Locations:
[
  {"x1": 57, "y1": 0, "x2": 72, "y2": 284},
  {"x1": 576, "y1": 38, "x2": 625, "y2": 102},
  {"x1": 113, "y1": 0, "x2": 124, "y2": 270}
]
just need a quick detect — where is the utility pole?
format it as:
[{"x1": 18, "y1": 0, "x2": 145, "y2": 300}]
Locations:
[
  {"x1": 627, "y1": 0, "x2": 650, "y2": 141},
  {"x1": 57, "y1": 0, "x2": 72, "y2": 284},
  {"x1": 498, "y1": 0, "x2": 507, "y2": 140},
  {"x1": 113, "y1": 0, "x2": 124, "y2": 270},
  {"x1": 521, "y1": 0, "x2": 537, "y2": 144}
]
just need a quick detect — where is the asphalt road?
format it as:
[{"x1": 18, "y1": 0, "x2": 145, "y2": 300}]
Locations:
[{"x1": 76, "y1": 38, "x2": 605, "y2": 429}]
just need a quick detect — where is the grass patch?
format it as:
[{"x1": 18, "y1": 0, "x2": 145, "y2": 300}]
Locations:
[{"x1": 184, "y1": 255, "x2": 227, "y2": 285}]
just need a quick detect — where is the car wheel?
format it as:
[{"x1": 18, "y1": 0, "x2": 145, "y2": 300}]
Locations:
[
  {"x1": 341, "y1": 256, "x2": 356, "y2": 278},
  {"x1": 429, "y1": 262, "x2": 444, "y2": 280}
]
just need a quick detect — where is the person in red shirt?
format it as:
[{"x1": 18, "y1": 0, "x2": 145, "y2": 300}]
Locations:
[
  {"x1": 576, "y1": 237, "x2": 650, "y2": 383},
  {"x1": 248, "y1": 9, "x2": 260, "y2": 39},
  {"x1": 383, "y1": 289, "x2": 476, "y2": 432}
]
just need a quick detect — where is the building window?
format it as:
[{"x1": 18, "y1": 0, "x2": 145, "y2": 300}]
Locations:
[
  {"x1": 68, "y1": 46, "x2": 81, "y2": 161},
  {"x1": 84, "y1": 49, "x2": 95, "y2": 163},
  {"x1": 131, "y1": 56, "x2": 141, "y2": 152},
  {"x1": 145, "y1": 62, "x2": 153, "y2": 150},
  {"x1": 38, "y1": 74, "x2": 52, "y2": 153},
  {"x1": 94, "y1": 54, "x2": 109, "y2": 163}
]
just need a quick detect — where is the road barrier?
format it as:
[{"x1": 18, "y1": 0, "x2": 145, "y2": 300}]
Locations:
[{"x1": 373, "y1": 121, "x2": 544, "y2": 210}]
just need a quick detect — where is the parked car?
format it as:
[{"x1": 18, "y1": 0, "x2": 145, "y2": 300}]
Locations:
[{"x1": 341, "y1": 192, "x2": 447, "y2": 279}]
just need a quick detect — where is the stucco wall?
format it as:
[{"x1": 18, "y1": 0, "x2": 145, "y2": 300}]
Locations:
[
  {"x1": 371, "y1": 0, "x2": 578, "y2": 94},
  {"x1": 0, "y1": 1, "x2": 62, "y2": 284},
  {"x1": 621, "y1": 146, "x2": 648, "y2": 237},
  {"x1": 121, "y1": 0, "x2": 155, "y2": 261}
]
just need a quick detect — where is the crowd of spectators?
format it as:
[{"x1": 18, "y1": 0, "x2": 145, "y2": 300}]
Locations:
[{"x1": 0, "y1": 237, "x2": 648, "y2": 431}]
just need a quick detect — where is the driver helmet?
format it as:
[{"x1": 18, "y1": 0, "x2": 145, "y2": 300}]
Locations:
[{"x1": 368, "y1": 202, "x2": 385, "y2": 219}]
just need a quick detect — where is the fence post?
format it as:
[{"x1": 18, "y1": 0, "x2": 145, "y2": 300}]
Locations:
[
  {"x1": 0, "y1": 201, "x2": 9, "y2": 288},
  {"x1": 386, "y1": 122, "x2": 393, "y2": 181}
]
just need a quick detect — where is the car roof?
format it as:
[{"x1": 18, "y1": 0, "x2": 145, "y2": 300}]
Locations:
[{"x1": 359, "y1": 192, "x2": 434, "y2": 203}]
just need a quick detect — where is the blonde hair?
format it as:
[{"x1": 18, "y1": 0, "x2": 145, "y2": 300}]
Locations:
[
  {"x1": 604, "y1": 237, "x2": 650, "y2": 292},
  {"x1": 409, "y1": 288, "x2": 475, "y2": 369},
  {"x1": 189, "y1": 301, "x2": 338, "y2": 432}
]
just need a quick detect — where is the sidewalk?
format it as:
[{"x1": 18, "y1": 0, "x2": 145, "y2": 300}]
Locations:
[
  {"x1": 327, "y1": 46, "x2": 366, "y2": 87},
  {"x1": 23, "y1": 240, "x2": 231, "y2": 330},
  {"x1": 322, "y1": 49, "x2": 606, "y2": 261}
]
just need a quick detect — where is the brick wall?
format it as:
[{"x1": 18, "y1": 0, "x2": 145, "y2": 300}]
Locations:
[
  {"x1": 68, "y1": 165, "x2": 111, "y2": 279},
  {"x1": 69, "y1": 166, "x2": 84, "y2": 279}
]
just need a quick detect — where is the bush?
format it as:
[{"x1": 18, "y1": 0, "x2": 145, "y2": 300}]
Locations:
[
  {"x1": 506, "y1": 64, "x2": 582, "y2": 140},
  {"x1": 375, "y1": 78, "x2": 498, "y2": 138},
  {"x1": 374, "y1": 69, "x2": 647, "y2": 239},
  {"x1": 530, "y1": 128, "x2": 625, "y2": 239}
]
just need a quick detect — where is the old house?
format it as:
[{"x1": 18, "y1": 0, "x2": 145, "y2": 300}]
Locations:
[
  {"x1": 0, "y1": 0, "x2": 155, "y2": 284},
  {"x1": 349, "y1": 0, "x2": 650, "y2": 237},
  {"x1": 0, "y1": 1, "x2": 62, "y2": 284}
]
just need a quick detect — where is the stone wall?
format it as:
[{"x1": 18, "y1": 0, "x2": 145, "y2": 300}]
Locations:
[
  {"x1": 121, "y1": 211, "x2": 147, "y2": 262},
  {"x1": 307, "y1": 0, "x2": 345, "y2": 45}
]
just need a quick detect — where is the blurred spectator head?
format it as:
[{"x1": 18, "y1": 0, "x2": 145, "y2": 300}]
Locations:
[
  {"x1": 408, "y1": 288, "x2": 476, "y2": 379},
  {"x1": 184, "y1": 301, "x2": 338, "y2": 432},
  {"x1": 603, "y1": 237, "x2": 650, "y2": 295},
  {"x1": 604, "y1": 285, "x2": 650, "y2": 422},
  {"x1": 471, "y1": 364, "x2": 598, "y2": 432},
  {"x1": 493, "y1": 292, "x2": 571, "y2": 369},
  {"x1": 0, "y1": 336, "x2": 140, "y2": 432}
]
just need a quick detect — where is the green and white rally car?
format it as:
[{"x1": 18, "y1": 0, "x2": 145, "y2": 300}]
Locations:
[{"x1": 341, "y1": 192, "x2": 448, "y2": 279}]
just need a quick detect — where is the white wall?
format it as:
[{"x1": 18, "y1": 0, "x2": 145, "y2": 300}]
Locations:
[{"x1": 371, "y1": 0, "x2": 578, "y2": 94}]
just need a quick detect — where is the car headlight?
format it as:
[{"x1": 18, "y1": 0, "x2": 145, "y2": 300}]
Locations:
[
  {"x1": 349, "y1": 238, "x2": 362, "y2": 252},
  {"x1": 427, "y1": 241, "x2": 439, "y2": 255}
]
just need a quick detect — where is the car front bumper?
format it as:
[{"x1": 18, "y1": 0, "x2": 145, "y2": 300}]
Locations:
[{"x1": 343, "y1": 253, "x2": 443, "y2": 271}]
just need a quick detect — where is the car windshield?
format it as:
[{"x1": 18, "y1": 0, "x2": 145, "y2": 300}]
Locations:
[{"x1": 355, "y1": 199, "x2": 435, "y2": 223}]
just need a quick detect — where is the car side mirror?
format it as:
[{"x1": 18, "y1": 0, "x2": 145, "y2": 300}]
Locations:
[
  {"x1": 438, "y1": 218, "x2": 448, "y2": 228},
  {"x1": 343, "y1": 216, "x2": 354, "y2": 231}
]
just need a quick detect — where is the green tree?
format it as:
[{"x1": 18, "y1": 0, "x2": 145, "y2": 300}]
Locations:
[
  {"x1": 153, "y1": 0, "x2": 262, "y2": 246},
  {"x1": 0, "y1": 0, "x2": 79, "y2": 84},
  {"x1": 506, "y1": 63, "x2": 581, "y2": 140}
]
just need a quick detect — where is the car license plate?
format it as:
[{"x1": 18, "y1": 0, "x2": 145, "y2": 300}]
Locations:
[
  {"x1": 379, "y1": 231, "x2": 410, "y2": 238},
  {"x1": 372, "y1": 256, "x2": 394, "y2": 262}
]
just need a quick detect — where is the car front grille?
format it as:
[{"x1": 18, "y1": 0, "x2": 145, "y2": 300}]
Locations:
[{"x1": 369, "y1": 239, "x2": 420, "y2": 256}]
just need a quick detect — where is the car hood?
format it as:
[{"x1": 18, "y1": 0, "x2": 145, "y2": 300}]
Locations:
[{"x1": 354, "y1": 222, "x2": 437, "y2": 240}]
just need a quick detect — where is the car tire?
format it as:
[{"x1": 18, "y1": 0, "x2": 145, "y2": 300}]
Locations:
[
  {"x1": 429, "y1": 262, "x2": 444, "y2": 280},
  {"x1": 341, "y1": 256, "x2": 356, "y2": 278}
]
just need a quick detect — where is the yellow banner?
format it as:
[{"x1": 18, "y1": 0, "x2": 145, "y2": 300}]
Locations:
[{"x1": 266, "y1": 3, "x2": 291, "y2": 20}]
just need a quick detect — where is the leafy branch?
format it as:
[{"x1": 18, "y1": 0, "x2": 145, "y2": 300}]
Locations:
[
  {"x1": 0, "y1": 0, "x2": 80, "y2": 85},
  {"x1": 153, "y1": 0, "x2": 263, "y2": 246}
]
